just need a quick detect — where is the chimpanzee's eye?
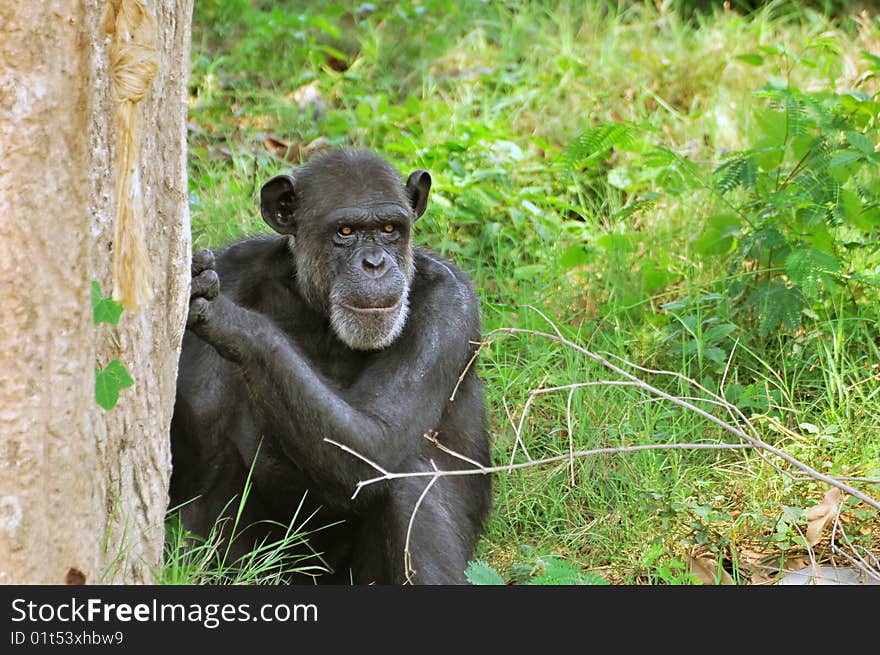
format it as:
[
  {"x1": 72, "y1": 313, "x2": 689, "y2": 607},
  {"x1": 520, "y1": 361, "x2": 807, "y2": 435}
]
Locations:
[
  {"x1": 383, "y1": 224, "x2": 395, "y2": 233},
  {"x1": 338, "y1": 226, "x2": 353, "y2": 237}
]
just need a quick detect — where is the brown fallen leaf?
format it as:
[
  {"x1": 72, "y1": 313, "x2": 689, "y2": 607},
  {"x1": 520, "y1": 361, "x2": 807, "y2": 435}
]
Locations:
[
  {"x1": 750, "y1": 552, "x2": 811, "y2": 585},
  {"x1": 804, "y1": 487, "x2": 845, "y2": 546},
  {"x1": 301, "y1": 136, "x2": 331, "y2": 159},
  {"x1": 689, "y1": 553, "x2": 734, "y2": 585},
  {"x1": 263, "y1": 136, "x2": 298, "y2": 161},
  {"x1": 262, "y1": 136, "x2": 331, "y2": 163}
]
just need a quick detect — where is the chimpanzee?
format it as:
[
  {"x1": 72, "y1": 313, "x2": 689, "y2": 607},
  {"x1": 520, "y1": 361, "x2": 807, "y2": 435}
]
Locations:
[{"x1": 169, "y1": 148, "x2": 491, "y2": 584}]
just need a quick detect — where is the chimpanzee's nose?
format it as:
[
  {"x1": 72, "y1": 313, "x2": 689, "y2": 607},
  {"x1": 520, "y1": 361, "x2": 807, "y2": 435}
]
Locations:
[{"x1": 361, "y1": 249, "x2": 388, "y2": 277}]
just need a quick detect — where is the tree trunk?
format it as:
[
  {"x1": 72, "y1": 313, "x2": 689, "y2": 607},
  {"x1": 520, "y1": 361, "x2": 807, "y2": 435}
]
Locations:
[{"x1": 0, "y1": 0, "x2": 193, "y2": 584}]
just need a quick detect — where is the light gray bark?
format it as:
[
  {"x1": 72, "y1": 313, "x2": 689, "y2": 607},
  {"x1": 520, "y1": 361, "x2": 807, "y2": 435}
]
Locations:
[{"x1": 0, "y1": 0, "x2": 193, "y2": 584}]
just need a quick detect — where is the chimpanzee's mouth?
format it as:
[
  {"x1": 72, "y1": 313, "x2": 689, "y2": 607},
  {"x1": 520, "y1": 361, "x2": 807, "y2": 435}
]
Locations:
[
  {"x1": 331, "y1": 289, "x2": 411, "y2": 350},
  {"x1": 342, "y1": 299, "x2": 402, "y2": 315}
]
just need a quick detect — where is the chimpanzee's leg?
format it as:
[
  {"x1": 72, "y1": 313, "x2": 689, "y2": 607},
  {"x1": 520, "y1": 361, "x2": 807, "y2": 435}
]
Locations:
[{"x1": 350, "y1": 476, "x2": 472, "y2": 585}]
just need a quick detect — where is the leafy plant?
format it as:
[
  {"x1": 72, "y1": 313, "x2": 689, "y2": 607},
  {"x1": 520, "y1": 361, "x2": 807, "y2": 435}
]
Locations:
[
  {"x1": 563, "y1": 53, "x2": 880, "y2": 342},
  {"x1": 91, "y1": 281, "x2": 134, "y2": 411},
  {"x1": 660, "y1": 293, "x2": 738, "y2": 370},
  {"x1": 704, "y1": 79, "x2": 880, "y2": 336},
  {"x1": 639, "y1": 542, "x2": 703, "y2": 585},
  {"x1": 466, "y1": 550, "x2": 608, "y2": 585},
  {"x1": 464, "y1": 559, "x2": 506, "y2": 585},
  {"x1": 91, "y1": 281, "x2": 125, "y2": 325},
  {"x1": 769, "y1": 505, "x2": 806, "y2": 552},
  {"x1": 95, "y1": 360, "x2": 135, "y2": 411}
]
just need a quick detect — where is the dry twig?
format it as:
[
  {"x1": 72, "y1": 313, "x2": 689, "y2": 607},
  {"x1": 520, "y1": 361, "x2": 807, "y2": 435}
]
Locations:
[{"x1": 324, "y1": 324, "x2": 880, "y2": 580}]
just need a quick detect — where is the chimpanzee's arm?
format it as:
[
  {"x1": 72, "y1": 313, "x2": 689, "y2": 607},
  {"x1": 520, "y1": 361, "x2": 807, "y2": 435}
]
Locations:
[{"x1": 187, "y1": 251, "x2": 479, "y2": 497}]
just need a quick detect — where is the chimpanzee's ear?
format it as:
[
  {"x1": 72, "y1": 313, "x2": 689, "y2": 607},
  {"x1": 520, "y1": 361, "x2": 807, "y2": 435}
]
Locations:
[
  {"x1": 405, "y1": 170, "x2": 431, "y2": 220},
  {"x1": 260, "y1": 174, "x2": 298, "y2": 235}
]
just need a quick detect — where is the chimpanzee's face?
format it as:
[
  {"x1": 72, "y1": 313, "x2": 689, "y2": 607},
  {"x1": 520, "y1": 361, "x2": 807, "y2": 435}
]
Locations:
[{"x1": 260, "y1": 149, "x2": 431, "y2": 350}]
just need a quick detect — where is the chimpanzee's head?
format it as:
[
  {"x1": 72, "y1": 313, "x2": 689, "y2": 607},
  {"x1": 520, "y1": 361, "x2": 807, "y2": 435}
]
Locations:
[{"x1": 260, "y1": 149, "x2": 431, "y2": 351}]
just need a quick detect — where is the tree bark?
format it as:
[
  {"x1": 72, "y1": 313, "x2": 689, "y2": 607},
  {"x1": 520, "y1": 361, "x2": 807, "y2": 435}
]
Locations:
[{"x1": 0, "y1": 0, "x2": 192, "y2": 584}]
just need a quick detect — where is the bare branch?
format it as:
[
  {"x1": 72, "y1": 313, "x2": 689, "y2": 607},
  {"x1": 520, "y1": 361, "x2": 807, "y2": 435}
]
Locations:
[
  {"x1": 511, "y1": 389, "x2": 540, "y2": 468},
  {"x1": 507, "y1": 381, "x2": 640, "y2": 470},
  {"x1": 602, "y1": 347, "x2": 764, "y2": 444},
  {"x1": 449, "y1": 337, "x2": 491, "y2": 402},
  {"x1": 502, "y1": 396, "x2": 533, "y2": 464},
  {"x1": 831, "y1": 508, "x2": 880, "y2": 582},
  {"x1": 720, "y1": 337, "x2": 738, "y2": 392},
  {"x1": 566, "y1": 387, "x2": 576, "y2": 486},
  {"x1": 403, "y1": 473, "x2": 440, "y2": 585},
  {"x1": 422, "y1": 431, "x2": 487, "y2": 470},
  {"x1": 322, "y1": 438, "x2": 387, "y2": 500},
  {"x1": 526, "y1": 304, "x2": 564, "y2": 340},
  {"x1": 324, "y1": 323, "x2": 880, "y2": 579},
  {"x1": 792, "y1": 476, "x2": 880, "y2": 484},
  {"x1": 325, "y1": 440, "x2": 754, "y2": 488},
  {"x1": 322, "y1": 438, "x2": 389, "y2": 475},
  {"x1": 486, "y1": 327, "x2": 880, "y2": 511},
  {"x1": 532, "y1": 380, "x2": 642, "y2": 395}
]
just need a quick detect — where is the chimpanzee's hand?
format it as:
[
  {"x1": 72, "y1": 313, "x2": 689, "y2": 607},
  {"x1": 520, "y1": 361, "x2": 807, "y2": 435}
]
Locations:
[{"x1": 187, "y1": 248, "x2": 220, "y2": 328}]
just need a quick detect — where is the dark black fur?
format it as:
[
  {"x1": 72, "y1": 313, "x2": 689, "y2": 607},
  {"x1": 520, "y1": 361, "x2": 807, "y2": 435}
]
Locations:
[{"x1": 170, "y1": 149, "x2": 491, "y2": 584}]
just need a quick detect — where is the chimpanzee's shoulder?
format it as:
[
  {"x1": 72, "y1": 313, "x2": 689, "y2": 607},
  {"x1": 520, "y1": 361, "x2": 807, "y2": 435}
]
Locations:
[
  {"x1": 213, "y1": 234, "x2": 293, "y2": 286},
  {"x1": 207, "y1": 234, "x2": 299, "y2": 313},
  {"x1": 214, "y1": 233, "x2": 288, "y2": 268},
  {"x1": 413, "y1": 247, "x2": 477, "y2": 299},
  {"x1": 410, "y1": 248, "x2": 481, "y2": 342}
]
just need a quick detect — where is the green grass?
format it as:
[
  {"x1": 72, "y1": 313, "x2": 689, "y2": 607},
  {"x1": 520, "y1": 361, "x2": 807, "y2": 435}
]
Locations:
[
  {"x1": 162, "y1": 447, "x2": 334, "y2": 584},
  {"x1": 179, "y1": 0, "x2": 880, "y2": 584}
]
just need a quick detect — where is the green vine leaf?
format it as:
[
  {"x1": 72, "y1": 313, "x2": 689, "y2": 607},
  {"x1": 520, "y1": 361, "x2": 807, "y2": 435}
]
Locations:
[
  {"x1": 95, "y1": 360, "x2": 134, "y2": 410},
  {"x1": 91, "y1": 281, "x2": 124, "y2": 326}
]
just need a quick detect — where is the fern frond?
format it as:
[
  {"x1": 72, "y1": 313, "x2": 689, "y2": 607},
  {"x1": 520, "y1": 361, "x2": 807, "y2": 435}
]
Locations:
[
  {"x1": 757, "y1": 86, "x2": 828, "y2": 136},
  {"x1": 563, "y1": 122, "x2": 638, "y2": 168},
  {"x1": 713, "y1": 153, "x2": 758, "y2": 194},
  {"x1": 746, "y1": 282, "x2": 805, "y2": 338},
  {"x1": 648, "y1": 146, "x2": 705, "y2": 191},
  {"x1": 786, "y1": 247, "x2": 841, "y2": 297}
]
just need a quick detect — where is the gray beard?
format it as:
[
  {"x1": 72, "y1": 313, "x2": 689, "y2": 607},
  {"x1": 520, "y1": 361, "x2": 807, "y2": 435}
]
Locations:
[
  {"x1": 328, "y1": 284, "x2": 410, "y2": 351},
  {"x1": 289, "y1": 234, "x2": 414, "y2": 350}
]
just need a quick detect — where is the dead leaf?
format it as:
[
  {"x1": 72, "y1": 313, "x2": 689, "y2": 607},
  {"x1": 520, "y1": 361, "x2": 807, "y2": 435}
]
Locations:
[
  {"x1": 689, "y1": 553, "x2": 734, "y2": 585},
  {"x1": 301, "y1": 136, "x2": 331, "y2": 159},
  {"x1": 263, "y1": 136, "x2": 299, "y2": 161},
  {"x1": 325, "y1": 52, "x2": 349, "y2": 72},
  {"x1": 261, "y1": 136, "x2": 330, "y2": 163},
  {"x1": 804, "y1": 487, "x2": 844, "y2": 546},
  {"x1": 749, "y1": 552, "x2": 811, "y2": 585}
]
